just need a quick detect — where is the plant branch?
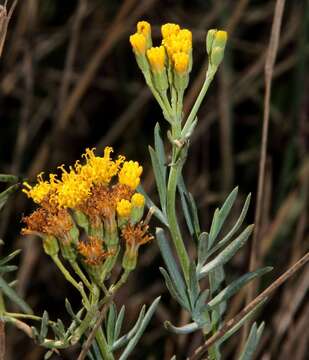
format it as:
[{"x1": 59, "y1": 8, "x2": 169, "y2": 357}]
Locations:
[{"x1": 188, "y1": 251, "x2": 309, "y2": 360}]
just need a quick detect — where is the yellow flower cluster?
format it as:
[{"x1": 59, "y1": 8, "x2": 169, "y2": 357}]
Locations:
[
  {"x1": 129, "y1": 21, "x2": 192, "y2": 76},
  {"x1": 23, "y1": 148, "x2": 143, "y2": 211},
  {"x1": 161, "y1": 24, "x2": 192, "y2": 74}
]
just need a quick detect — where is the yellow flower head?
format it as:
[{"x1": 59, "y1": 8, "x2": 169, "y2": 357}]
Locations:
[
  {"x1": 146, "y1": 46, "x2": 165, "y2": 73},
  {"x1": 22, "y1": 172, "x2": 57, "y2": 205},
  {"x1": 161, "y1": 23, "x2": 180, "y2": 39},
  {"x1": 81, "y1": 147, "x2": 124, "y2": 186},
  {"x1": 116, "y1": 199, "x2": 132, "y2": 218},
  {"x1": 163, "y1": 29, "x2": 192, "y2": 59},
  {"x1": 55, "y1": 166, "x2": 91, "y2": 209},
  {"x1": 137, "y1": 21, "x2": 151, "y2": 37},
  {"x1": 173, "y1": 52, "x2": 189, "y2": 74},
  {"x1": 131, "y1": 193, "x2": 145, "y2": 208},
  {"x1": 214, "y1": 30, "x2": 228, "y2": 48},
  {"x1": 129, "y1": 33, "x2": 147, "y2": 55},
  {"x1": 118, "y1": 161, "x2": 143, "y2": 190}
]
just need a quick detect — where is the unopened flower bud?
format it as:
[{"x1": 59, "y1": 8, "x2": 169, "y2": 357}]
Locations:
[
  {"x1": 117, "y1": 199, "x2": 132, "y2": 228},
  {"x1": 211, "y1": 46, "x2": 224, "y2": 67},
  {"x1": 213, "y1": 30, "x2": 227, "y2": 50},
  {"x1": 43, "y1": 235, "x2": 59, "y2": 257},
  {"x1": 206, "y1": 29, "x2": 217, "y2": 55},
  {"x1": 130, "y1": 193, "x2": 145, "y2": 224}
]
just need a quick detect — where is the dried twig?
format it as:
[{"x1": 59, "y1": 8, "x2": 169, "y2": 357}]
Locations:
[
  {"x1": 0, "y1": 0, "x2": 18, "y2": 57},
  {"x1": 188, "y1": 251, "x2": 309, "y2": 360},
  {"x1": 246, "y1": 0, "x2": 286, "y2": 312}
]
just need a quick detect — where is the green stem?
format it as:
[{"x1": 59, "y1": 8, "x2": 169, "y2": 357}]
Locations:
[
  {"x1": 95, "y1": 327, "x2": 114, "y2": 360},
  {"x1": 166, "y1": 156, "x2": 190, "y2": 282},
  {"x1": 69, "y1": 260, "x2": 92, "y2": 291},
  {"x1": 51, "y1": 255, "x2": 90, "y2": 309},
  {"x1": 182, "y1": 67, "x2": 217, "y2": 137}
]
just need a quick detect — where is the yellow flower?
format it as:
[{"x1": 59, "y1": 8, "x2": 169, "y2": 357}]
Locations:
[
  {"x1": 81, "y1": 147, "x2": 124, "y2": 186},
  {"x1": 116, "y1": 199, "x2": 132, "y2": 218},
  {"x1": 173, "y1": 52, "x2": 189, "y2": 74},
  {"x1": 162, "y1": 29, "x2": 192, "y2": 59},
  {"x1": 129, "y1": 33, "x2": 147, "y2": 55},
  {"x1": 55, "y1": 166, "x2": 91, "y2": 208},
  {"x1": 137, "y1": 21, "x2": 151, "y2": 37},
  {"x1": 146, "y1": 46, "x2": 165, "y2": 72},
  {"x1": 118, "y1": 161, "x2": 143, "y2": 190},
  {"x1": 131, "y1": 193, "x2": 145, "y2": 208},
  {"x1": 161, "y1": 23, "x2": 180, "y2": 39},
  {"x1": 22, "y1": 172, "x2": 57, "y2": 205}
]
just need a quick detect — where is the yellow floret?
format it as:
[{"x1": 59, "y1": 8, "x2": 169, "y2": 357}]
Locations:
[
  {"x1": 118, "y1": 161, "x2": 143, "y2": 190},
  {"x1": 131, "y1": 193, "x2": 145, "y2": 208},
  {"x1": 116, "y1": 199, "x2": 132, "y2": 218},
  {"x1": 163, "y1": 30, "x2": 192, "y2": 58},
  {"x1": 161, "y1": 23, "x2": 180, "y2": 39},
  {"x1": 146, "y1": 46, "x2": 165, "y2": 72},
  {"x1": 137, "y1": 21, "x2": 151, "y2": 37},
  {"x1": 129, "y1": 33, "x2": 147, "y2": 55},
  {"x1": 55, "y1": 166, "x2": 91, "y2": 208},
  {"x1": 81, "y1": 147, "x2": 124, "y2": 186},
  {"x1": 22, "y1": 172, "x2": 57, "y2": 204},
  {"x1": 173, "y1": 52, "x2": 189, "y2": 74},
  {"x1": 215, "y1": 30, "x2": 228, "y2": 47}
]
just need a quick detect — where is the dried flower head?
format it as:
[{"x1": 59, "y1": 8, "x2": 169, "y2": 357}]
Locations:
[{"x1": 77, "y1": 237, "x2": 110, "y2": 266}]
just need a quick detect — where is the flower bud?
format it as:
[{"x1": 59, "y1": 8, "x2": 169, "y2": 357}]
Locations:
[
  {"x1": 130, "y1": 193, "x2": 145, "y2": 224},
  {"x1": 137, "y1": 21, "x2": 152, "y2": 48},
  {"x1": 213, "y1": 30, "x2": 227, "y2": 50},
  {"x1": 43, "y1": 235, "x2": 59, "y2": 257},
  {"x1": 206, "y1": 29, "x2": 217, "y2": 55},
  {"x1": 116, "y1": 199, "x2": 132, "y2": 228},
  {"x1": 210, "y1": 47, "x2": 224, "y2": 67}
]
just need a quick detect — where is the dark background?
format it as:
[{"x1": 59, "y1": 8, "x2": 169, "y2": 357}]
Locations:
[{"x1": 0, "y1": 0, "x2": 308, "y2": 359}]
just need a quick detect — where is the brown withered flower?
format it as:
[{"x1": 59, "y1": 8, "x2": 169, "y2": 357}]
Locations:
[{"x1": 77, "y1": 237, "x2": 111, "y2": 266}]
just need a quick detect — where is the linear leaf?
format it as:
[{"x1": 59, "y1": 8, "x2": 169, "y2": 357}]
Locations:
[
  {"x1": 218, "y1": 298, "x2": 267, "y2": 346},
  {"x1": 40, "y1": 311, "x2": 49, "y2": 339},
  {"x1": 156, "y1": 228, "x2": 187, "y2": 299},
  {"x1": 106, "y1": 303, "x2": 117, "y2": 345},
  {"x1": 164, "y1": 320, "x2": 199, "y2": 334},
  {"x1": 208, "y1": 193, "x2": 251, "y2": 258},
  {"x1": 0, "y1": 265, "x2": 18, "y2": 273},
  {"x1": 0, "y1": 184, "x2": 19, "y2": 211},
  {"x1": 0, "y1": 249, "x2": 21, "y2": 266},
  {"x1": 208, "y1": 187, "x2": 238, "y2": 249},
  {"x1": 209, "y1": 267, "x2": 272, "y2": 308},
  {"x1": 159, "y1": 267, "x2": 189, "y2": 310},
  {"x1": 197, "y1": 232, "x2": 209, "y2": 270},
  {"x1": 188, "y1": 262, "x2": 199, "y2": 310},
  {"x1": 0, "y1": 174, "x2": 19, "y2": 183},
  {"x1": 112, "y1": 306, "x2": 146, "y2": 351},
  {"x1": 0, "y1": 276, "x2": 32, "y2": 314},
  {"x1": 154, "y1": 123, "x2": 167, "y2": 183},
  {"x1": 149, "y1": 146, "x2": 167, "y2": 212},
  {"x1": 114, "y1": 305, "x2": 125, "y2": 341},
  {"x1": 119, "y1": 297, "x2": 161, "y2": 360},
  {"x1": 238, "y1": 322, "x2": 265, "y2": 360},
  {"x1": 199, "y1": 225, "x2": 254, "y2": 279}
]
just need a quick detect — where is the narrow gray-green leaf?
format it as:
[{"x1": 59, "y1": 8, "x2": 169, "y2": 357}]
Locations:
[
  {"x1": 218, "y1": 299, "x2": 267, "y2": 346},
  {"x1": 199, "y1": 225, "x2": 254, "y2": 279},
  {"x1": 238, "y1": 322, "x2": 265, "y2": 360},
  {"x1": 149, "y1": 146, "x2": 167, "y2": 212},
  {"x1": 209, "y1": 267, "x2": 272, "y2": 308},
  {"x1": 164, "y1": 320, "x2": 199, "y2": 334},
  {"x1": 0, "y1": 276, "x2": 32, "y2": 314},
  {"x1": 0, "y1": 249, "x2": 21, "y2": 266},
  {"x1": 114, "y1": 305, "x2": 125, "y2": 341},
  {"x1": 119, "y1": 297, "x2": 161, "y2": 360},
  {"x1": 0, "y1": 174, "x2": 19, "y2": 183},
  {"x1": 112, "y1": 306, "x2": 146, "y2": 351},
  {"x1": 107, "y1": 303, "x2": 117, "y2": 345},
  {"x1": 197, "y1": 232, "x2": 209, "y2": 269},
  {"x1": 208, "y1": 193, "x2": 251, "y2": 258},
  {"x1": 40, "y1": 311, "x2": 49, "y2": 339},
  {"x1": 156, "y1": 228, "x2": 187, "y2": 299},
  {"x1": 154, "y1": 123, "x2": 167, "y2": 181},
  {"x1": 0, "y1": 265, "x2": 18, "y2": 273},
  {"x1": 0, "y1": 184, "x2": 19, "y2": 211},
  {"x1": 159, "y1": 267, "x2": 189, "y2": 310},
  {"x1": 188, "y1": 262, "x2": 199, "y2": 310},
  {"x1": 208, "y1": 187, "x2": 238, "y2": 249}
]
